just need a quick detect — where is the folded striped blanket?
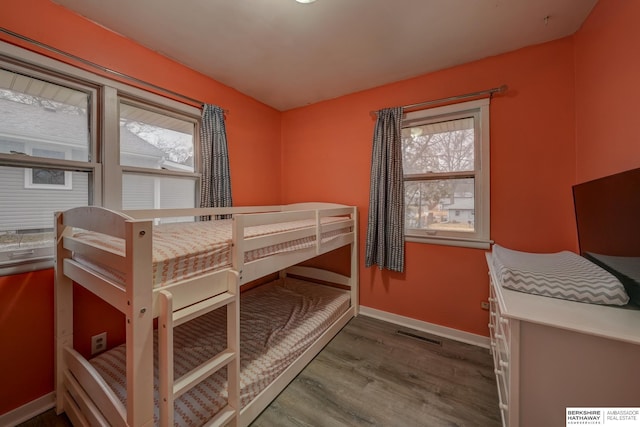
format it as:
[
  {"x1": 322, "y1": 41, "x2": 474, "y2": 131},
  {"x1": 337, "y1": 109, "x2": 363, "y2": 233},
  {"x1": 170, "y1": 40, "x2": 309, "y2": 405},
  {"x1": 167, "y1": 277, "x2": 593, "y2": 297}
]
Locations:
[{"x1": 492, "y1": 244, "x2": 629, "y2": 306}]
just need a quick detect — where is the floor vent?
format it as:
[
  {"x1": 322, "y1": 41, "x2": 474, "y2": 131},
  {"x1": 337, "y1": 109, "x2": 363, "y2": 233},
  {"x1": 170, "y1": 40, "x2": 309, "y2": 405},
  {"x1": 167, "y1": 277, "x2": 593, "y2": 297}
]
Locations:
[{"x1": 396, "y1": 330, "x2": 442, "y2": 346}]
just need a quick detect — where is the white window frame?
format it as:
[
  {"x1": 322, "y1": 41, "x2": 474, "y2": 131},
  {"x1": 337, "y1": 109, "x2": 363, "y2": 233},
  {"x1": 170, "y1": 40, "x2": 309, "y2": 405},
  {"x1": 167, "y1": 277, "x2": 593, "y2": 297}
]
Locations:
[
  {"x1": 116, "y1": 97, "x2": 199, "y2": 211},
  {"x1": 24, "y1": 167, "x2": 73, "y2": 189},
  {"x1": 24, "y1": 147, "x2": 73, "y2": 190},
  {"x1": 402, "y1": 98, "x2": 491, "y2": 249},
  {"x1": 0, "y1": 40, "x2": 201, "y2": 274}
]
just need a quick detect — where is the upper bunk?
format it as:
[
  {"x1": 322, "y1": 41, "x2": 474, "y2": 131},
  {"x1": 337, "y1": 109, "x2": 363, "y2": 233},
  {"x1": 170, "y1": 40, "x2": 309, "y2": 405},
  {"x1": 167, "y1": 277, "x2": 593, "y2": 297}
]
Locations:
[{"x1": 55, "y1": 202, "x2": 358, "y2": 315}]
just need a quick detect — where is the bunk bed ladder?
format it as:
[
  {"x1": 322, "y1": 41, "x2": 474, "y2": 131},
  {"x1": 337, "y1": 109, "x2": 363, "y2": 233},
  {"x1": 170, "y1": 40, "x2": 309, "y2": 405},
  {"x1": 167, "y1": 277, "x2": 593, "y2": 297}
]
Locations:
[{"x1": 157, "y1": 280, "x2": 240, "y2": 427}]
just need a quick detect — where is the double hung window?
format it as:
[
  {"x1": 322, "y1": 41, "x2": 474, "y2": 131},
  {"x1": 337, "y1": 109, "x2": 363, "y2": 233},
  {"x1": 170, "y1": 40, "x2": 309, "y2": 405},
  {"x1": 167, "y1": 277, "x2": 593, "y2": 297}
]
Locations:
[
  {"x1": 119, "y1": 101, "x2": 197, "y2": 211},
  {"x1": 0, "y1": 43, "x2": 201, "y2": 274},
  {"x1": 402, "y1": 98, "x2": 490, "y2": 248},
  {"x1": 0, "y1": 66, "x2": 95, "y2": 271}
]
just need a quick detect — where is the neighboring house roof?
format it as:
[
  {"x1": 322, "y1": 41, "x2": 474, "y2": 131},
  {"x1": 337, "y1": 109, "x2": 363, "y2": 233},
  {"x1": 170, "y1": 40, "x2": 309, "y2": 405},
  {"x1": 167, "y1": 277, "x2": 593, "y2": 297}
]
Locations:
[
  {"x1": 446, "y1": 198, "x2": 475, "y2": 210},
  {"x1": 0, "y1": 97, "x2": 165, "y2": 158},
  {"x1": 0, "y1": 96, "x2": 85, "y2": 146},
  {"x1": 119, "y1": 126, "x2": 166, "y2": 158}
]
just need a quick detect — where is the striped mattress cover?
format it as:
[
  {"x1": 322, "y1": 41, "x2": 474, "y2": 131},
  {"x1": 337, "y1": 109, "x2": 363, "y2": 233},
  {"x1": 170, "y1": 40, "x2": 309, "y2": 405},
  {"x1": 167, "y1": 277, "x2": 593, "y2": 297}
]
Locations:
[
  {"x1": 491, "y1": 244, "x2": 629, "y2": 306},
  {"x1": 72, "y1": 217, "x2": 349, "y2": 287},
  {"x1": 89, "y1": 277, "x2": 351, "y2": 426}
]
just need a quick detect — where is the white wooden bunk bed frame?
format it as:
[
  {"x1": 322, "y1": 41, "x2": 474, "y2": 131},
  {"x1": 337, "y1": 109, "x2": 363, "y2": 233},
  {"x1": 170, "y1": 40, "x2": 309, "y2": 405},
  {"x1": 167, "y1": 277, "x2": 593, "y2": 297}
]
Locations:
[{"x1": 54, "y1": 202, "x2": 359, "y2": 427}]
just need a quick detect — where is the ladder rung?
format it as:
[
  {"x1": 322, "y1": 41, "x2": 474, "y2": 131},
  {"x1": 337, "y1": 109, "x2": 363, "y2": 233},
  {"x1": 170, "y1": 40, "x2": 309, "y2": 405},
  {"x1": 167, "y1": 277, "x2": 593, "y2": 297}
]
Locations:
[
  {"x1": 173, "y1": 292, "x2": 236, "y2": 327},
  {"x1": 202, "y1": 405, "x2": 237, "y2": 427},
  {"x1": 174, "y1": 349, "x2": 236, "y2": 398}
]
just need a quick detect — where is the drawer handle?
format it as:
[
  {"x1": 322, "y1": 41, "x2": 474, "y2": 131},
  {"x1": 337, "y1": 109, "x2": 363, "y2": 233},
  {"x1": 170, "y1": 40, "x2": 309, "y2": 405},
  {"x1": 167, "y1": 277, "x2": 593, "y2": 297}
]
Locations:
[
  {"x1": 499, "y1": 360, "x2": 508, "y2": 368},
  {"x1": 494, "y1": 368, "x2": 503, "y2": 376}
]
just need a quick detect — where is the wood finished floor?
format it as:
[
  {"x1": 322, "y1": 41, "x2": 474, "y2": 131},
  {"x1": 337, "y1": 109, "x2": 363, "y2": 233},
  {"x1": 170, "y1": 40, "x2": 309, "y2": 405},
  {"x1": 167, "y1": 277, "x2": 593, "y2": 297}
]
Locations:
[
  {"x1": 251, "y1": 315, "x2": 500, "y2": 427},
  {"x1": 21, "y1": 316, "x2": 500, "y2": 427}
]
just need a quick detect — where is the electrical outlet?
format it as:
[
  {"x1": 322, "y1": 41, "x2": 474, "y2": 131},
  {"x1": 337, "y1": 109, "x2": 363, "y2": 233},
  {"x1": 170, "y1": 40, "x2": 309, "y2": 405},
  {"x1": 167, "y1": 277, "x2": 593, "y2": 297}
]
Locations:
[
  {"x1": 480, "y1": 301, "x2": 490, "y2": 310},
  {"x1": 91, "y1": 332, "x2": 107, "y2": 355}
]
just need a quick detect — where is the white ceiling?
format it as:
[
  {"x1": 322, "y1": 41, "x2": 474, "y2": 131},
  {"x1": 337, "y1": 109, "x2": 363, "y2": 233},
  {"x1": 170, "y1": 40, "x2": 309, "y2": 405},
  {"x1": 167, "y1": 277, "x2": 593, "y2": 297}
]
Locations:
[{"x1": 52, "y1": 0, "x2": 597, "y2": 111}]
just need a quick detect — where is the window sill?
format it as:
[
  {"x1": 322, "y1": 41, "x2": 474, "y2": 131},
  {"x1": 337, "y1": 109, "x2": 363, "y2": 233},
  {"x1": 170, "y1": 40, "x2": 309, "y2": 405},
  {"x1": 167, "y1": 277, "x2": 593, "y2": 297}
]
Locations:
[
  {"x1": 405, "y1": 235, "x2": 492, "y2": 250},
  {"x1": 0, "y1": 257, "x2": 53, "y2": 276}
]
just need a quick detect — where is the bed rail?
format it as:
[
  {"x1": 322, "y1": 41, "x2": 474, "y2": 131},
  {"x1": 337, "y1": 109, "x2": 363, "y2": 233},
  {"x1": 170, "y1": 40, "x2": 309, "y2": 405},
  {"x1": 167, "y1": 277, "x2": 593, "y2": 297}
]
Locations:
[
  {"x1": 63, "y1": 258, "x2": 128, "y2": 312},
  {"x1": 64, "y1": 347, "x2": 127, "y2": 427},
  {"x1": 233, "y1": 205, "x2": 357, "y2": 284},
  {"x1": 283, "y1": 265, "x2": 352, "y2": 287},
  {"x1": 123, "y1": 205, "x2": 282, "y2": 219},
  {"x1": 60, "y1": 206, "x2": 134, "y2": 238}
]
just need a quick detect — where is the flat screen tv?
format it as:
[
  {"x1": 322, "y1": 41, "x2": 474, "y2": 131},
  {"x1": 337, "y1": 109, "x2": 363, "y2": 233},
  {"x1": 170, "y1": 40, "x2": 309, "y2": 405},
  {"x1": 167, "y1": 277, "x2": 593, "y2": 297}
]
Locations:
[{"x1": 573, "y1": 167, "x2": 640, "y2": 306}]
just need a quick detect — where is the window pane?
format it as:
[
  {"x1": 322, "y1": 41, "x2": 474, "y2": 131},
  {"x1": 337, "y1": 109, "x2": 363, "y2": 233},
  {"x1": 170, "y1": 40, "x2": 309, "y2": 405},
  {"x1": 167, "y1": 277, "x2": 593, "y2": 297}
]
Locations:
[
  {"x1": 0, "y1": 68, "x2": 90, "y2": 161},
  {"x1": 122, "y1": 174, "x2": 196, "y2": 210},
  {"x1": 402, "y1": 117, "x2": 474, "y2": 174},
  {"x1": 405, "y1": 178, "x2": 475, "y2": 233},
  {"x1": 32, "y1": 169, "x2": 66, "y2": 185},
  {"x1": 0, "y1": 166, "x2": 90, "y2": 256},
  {"x1": 119, "y1": 102, "x2": 195, "y2": 172}
]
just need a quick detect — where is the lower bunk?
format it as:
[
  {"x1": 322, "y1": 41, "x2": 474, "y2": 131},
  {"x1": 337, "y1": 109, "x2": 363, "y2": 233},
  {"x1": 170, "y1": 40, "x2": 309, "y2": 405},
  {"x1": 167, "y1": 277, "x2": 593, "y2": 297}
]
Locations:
[{"x1": 61, "y1": 271, "x2": 355, "y2": 426}]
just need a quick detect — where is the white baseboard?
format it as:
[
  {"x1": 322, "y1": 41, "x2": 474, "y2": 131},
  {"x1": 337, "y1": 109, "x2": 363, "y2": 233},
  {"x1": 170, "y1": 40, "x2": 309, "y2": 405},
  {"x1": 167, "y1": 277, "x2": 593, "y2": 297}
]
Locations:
[
  {"x1": 359, "y1": 306, "x2": 490, "y2": 349},
  {"x1": 0, "y1": 392, "x2": 55, "y2": 427}
]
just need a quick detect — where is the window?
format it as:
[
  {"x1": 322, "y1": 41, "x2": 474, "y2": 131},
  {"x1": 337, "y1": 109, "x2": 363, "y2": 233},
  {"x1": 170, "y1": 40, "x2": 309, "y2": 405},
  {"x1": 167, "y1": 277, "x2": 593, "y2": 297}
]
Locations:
[
  {"x1": 402, "y1": 98, "x2": 490, "y2": 248},
  {"x1": 119, "y1": 100, "x2": 198, "y2": 211},
  {"x1": 25, "y1": 148, "x2": 72, "y2": 189},
  {"x1": 0, "y1": 66, "x2": 95, "y2": 271},
  {"x1": 0, "y1": 42, "x2": 201, "y2": 274}
]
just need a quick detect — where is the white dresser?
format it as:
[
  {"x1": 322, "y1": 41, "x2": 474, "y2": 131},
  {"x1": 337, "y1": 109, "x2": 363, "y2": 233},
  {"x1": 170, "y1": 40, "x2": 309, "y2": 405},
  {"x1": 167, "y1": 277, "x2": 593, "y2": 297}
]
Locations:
[{"x1": 486, "y1": 253, "x2": 640, "y2": 427}]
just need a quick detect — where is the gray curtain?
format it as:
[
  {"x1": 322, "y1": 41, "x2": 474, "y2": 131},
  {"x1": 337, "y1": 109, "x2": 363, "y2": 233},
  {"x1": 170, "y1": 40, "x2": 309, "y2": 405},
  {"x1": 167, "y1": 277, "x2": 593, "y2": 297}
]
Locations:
[
  {"x1": 365, "y1": 107, "x2": 405, "y2": 272},
  {"x1": 200, "y1": 104, "x2": 232, "y2": 209}
]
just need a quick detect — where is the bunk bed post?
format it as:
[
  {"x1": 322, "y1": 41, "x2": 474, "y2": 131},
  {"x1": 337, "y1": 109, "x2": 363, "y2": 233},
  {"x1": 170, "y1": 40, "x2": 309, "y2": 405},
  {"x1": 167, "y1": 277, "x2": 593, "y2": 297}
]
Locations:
[
  {"x1": 232, "y1": 215, "x2": 245, "y2": 282},
  {"x1": 125, "y1": 220, "x2": 155, "y2": 427},
  {"x1": 54, "y1": 211, "x2": 73, "y2": 414},
  {"x1": 351, "y1": 207, "x2": 359, "y2": 314},
  {"x1": 314, "y1": 210, "x2": 321, "y2": 255},
  {"x1": 158, "y1": 291, "x2": 174, "y2": 427},
  {"x1": 226, "y1": 270, "x2": 241, "y2": 426}
]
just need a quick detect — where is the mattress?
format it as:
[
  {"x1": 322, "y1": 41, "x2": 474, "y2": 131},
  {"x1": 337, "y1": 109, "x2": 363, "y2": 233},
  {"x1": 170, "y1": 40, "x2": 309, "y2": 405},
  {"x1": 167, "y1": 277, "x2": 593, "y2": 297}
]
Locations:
[
  {"x1": 89, "y1": 277, "x2": 351, "y2": 426},
  {"x1": 72, "y1": 217, "x2": 349, "y2": 287},
  {"x1": 492, "y1": 244, "x2": 629, "y2": 305}
]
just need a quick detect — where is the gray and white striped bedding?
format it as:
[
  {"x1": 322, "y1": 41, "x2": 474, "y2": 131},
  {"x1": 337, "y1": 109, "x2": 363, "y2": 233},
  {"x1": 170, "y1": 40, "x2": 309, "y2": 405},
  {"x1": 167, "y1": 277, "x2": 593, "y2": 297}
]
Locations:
[
  {"x1": 492, "y1": 244, "x2": 629, "y2": 306},
  {"x1": 73, "y1": 217, "x2": 350, "y2": 288},
  {"x1": 89, "y1": 277, "x2": 350, "y2": 426}
]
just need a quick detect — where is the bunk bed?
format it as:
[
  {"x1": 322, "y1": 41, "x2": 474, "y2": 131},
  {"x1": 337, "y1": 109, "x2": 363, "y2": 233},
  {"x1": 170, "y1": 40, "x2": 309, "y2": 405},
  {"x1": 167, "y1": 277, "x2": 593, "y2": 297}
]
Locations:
[{"x1": 54, "y1": 202, "x2": 359, "y2": 427}]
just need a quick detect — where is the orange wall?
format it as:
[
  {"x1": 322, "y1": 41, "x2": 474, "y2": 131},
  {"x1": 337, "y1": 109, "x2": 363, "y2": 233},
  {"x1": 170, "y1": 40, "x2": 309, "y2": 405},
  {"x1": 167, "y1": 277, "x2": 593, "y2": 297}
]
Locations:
[
  {"x1": 0, "y1": 270, "x2": 55, "y2": 414},
  {"x1": 0, "y1": 0, "x2": 281, "y2": 415},
  {"x1": 574, "y1": 0, "x2": 640, "y2": 183},
  {"x1": 282, "y1": 38, "x2": 578, "y2": 336}
]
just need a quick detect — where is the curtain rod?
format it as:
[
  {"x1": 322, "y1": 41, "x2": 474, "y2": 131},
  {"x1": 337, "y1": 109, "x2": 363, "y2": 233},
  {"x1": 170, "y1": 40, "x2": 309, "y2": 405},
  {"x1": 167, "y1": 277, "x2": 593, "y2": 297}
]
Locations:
[
  {"x1": 372, "y1": 84, "x2": 508, "y2": 115},
  {"x1": 0, "y1": 27, "x2": 227, "y2": 112}
]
